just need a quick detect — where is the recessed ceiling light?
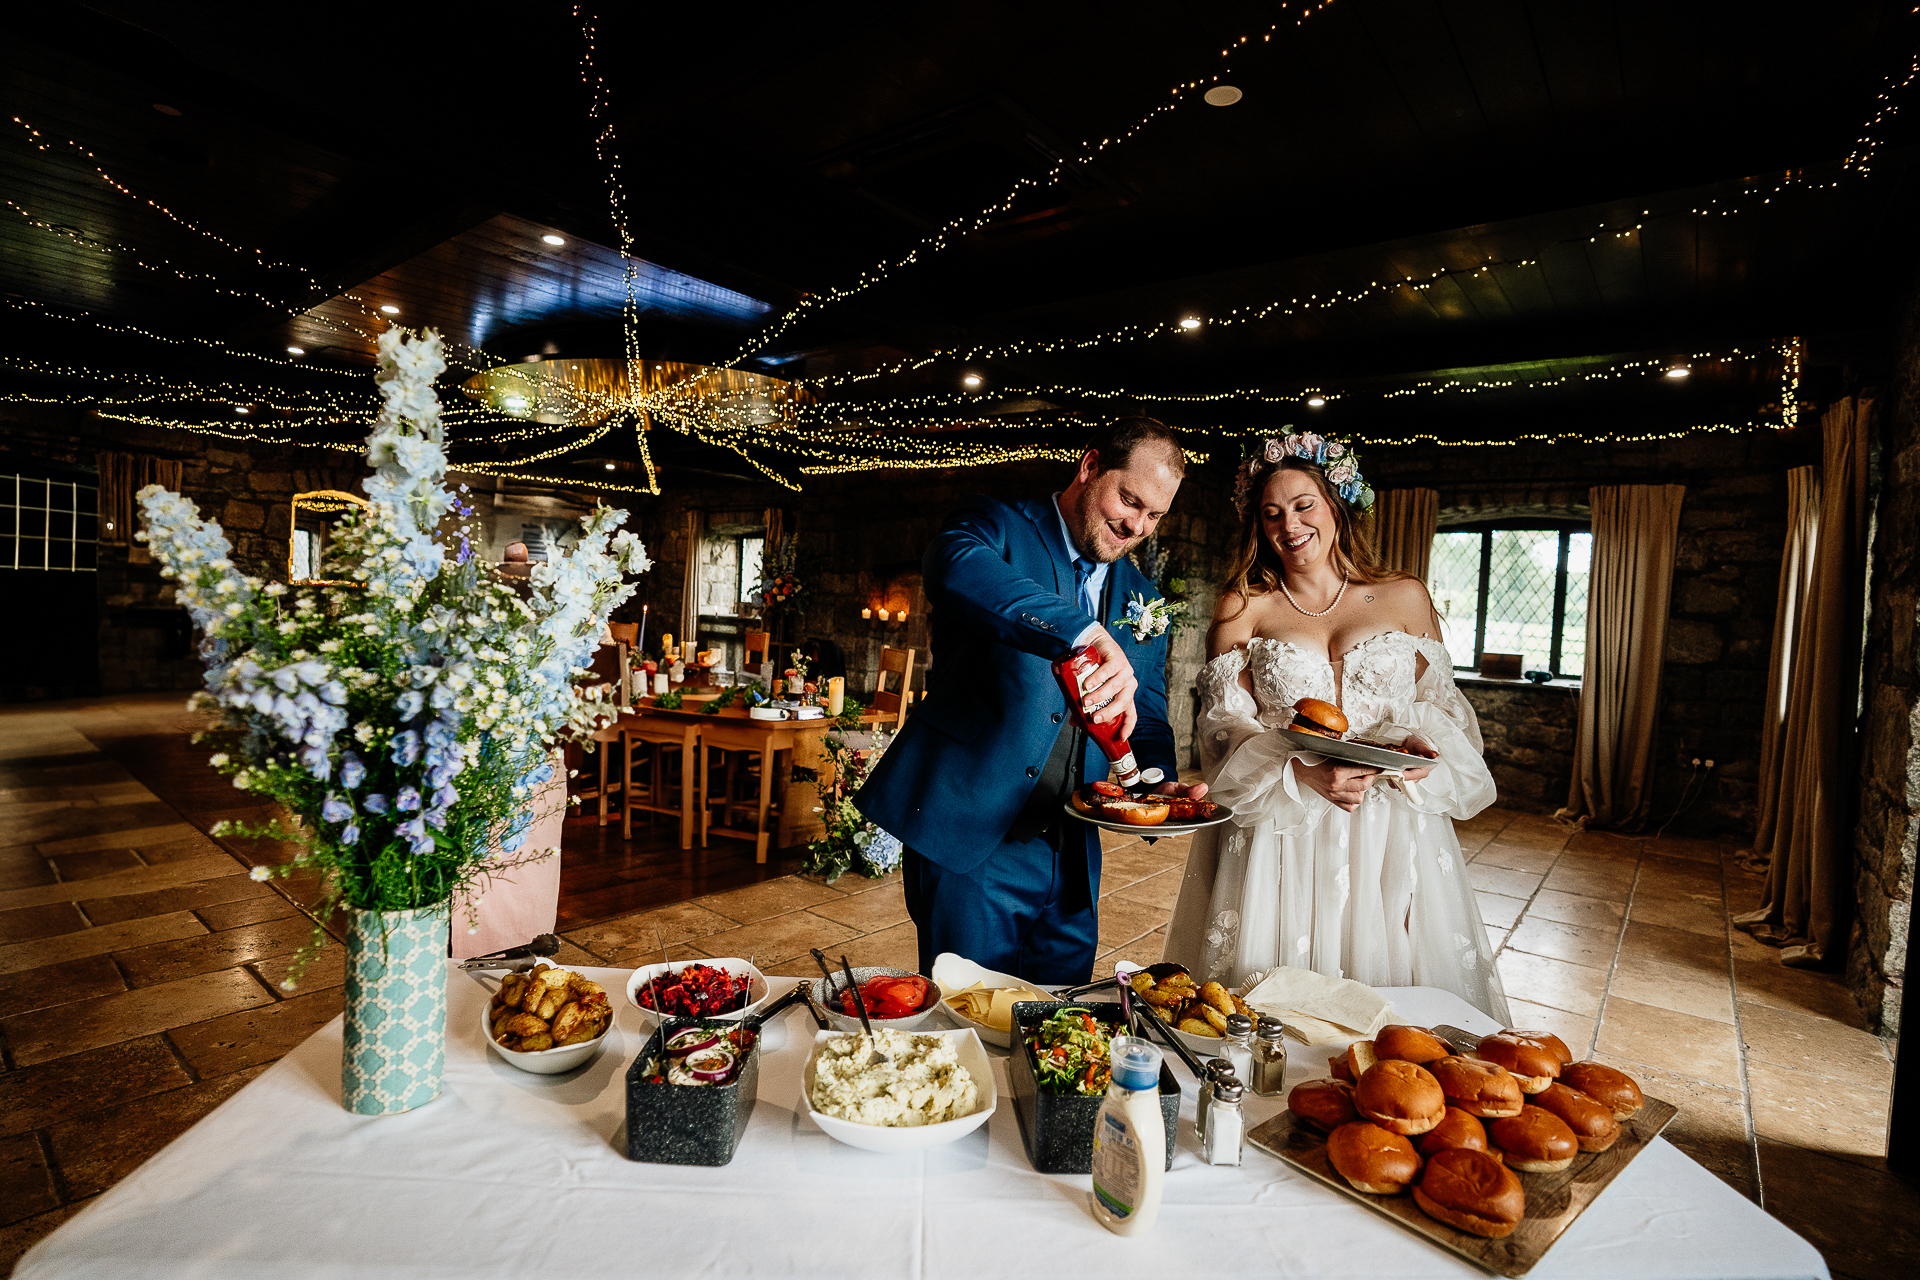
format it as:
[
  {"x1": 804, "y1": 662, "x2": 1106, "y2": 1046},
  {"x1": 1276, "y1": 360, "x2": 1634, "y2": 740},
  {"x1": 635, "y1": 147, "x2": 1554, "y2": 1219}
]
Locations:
[
  {"x1": 1665, "y1": 366, "x2": 1690, "y2": 379},
  {"x1": 234, "y1": 405, "x2": 250, "y2": 415},
  {"x1": 379, "y1": 304, "x2": 399, "y2": 315},
  {"x1": 1178, "y1": 316, "x2": 1203, "y2": 330},
  {"x1": 541, "y1": 234, "x2": 566, "y2": 246},
  {"x1": 286, "y1": 345, "x2": 304, "y2": 355},
  {"x1": 1306, "y1": 396, "x2": 1327, "y2": 408},
  {"x1": 503, "y1": 396, "x2": 527, "y2": 410},
  {"x1": 151, "y1": 103, "x2": 183, "y2": 117},
  {"x1": 525, "y1": 354, "x2": 542, "y2": 363},
  {"x1": 962, "y1": 373, "x2": 982, "y2": 388},
  {"x1": 1203, "y1": 86, "x2": 1243, "y2": 107},
  {"x1": 604, "y1": 462, "x2": 616, "y2": 470}
]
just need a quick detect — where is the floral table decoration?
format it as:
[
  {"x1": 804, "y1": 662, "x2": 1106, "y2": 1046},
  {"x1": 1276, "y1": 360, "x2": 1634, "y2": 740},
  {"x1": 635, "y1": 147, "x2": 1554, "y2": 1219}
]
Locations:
[{"x1": 137, "y1": 328, "x2": 650, "y2": 1115}]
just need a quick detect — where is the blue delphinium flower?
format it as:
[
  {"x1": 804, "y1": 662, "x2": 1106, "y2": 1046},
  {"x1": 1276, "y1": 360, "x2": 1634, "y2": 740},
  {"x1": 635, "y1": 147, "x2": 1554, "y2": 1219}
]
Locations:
[
  {"x1": 364, "y1": 793, "x2": 390, "y2": 814},
  {"x1": 339, "y1": 752, "x2": 365, "y2": 790},
  {"x1": 391, "y1": 731, "x2": 421, "y2": 765},
  {"x1": 397, "y1": 787, "x2": 421, "y2": 812},
  {"x1": 395, "y1": 690, "x2": 425, "y2": 720},
  {"x1": 321, "y1": 795, "x2": 353, "y2": 824}
]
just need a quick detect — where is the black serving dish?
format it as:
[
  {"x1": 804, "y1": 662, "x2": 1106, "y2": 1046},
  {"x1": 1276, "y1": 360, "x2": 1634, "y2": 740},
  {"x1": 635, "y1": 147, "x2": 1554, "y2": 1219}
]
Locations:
[
  {"x1": 1007, "y1": 1000, "x2": 1180, "y2": 1174},
  {"x1": 624, "y1": 1017, "x2": 760, "y2": 1166}
]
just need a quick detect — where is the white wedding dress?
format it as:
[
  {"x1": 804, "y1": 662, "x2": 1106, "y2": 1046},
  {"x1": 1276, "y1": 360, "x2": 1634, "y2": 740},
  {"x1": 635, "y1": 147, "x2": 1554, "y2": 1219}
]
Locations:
[{"x1": 1163, "y1": 630, "x2": 1513, "y2": 1024}]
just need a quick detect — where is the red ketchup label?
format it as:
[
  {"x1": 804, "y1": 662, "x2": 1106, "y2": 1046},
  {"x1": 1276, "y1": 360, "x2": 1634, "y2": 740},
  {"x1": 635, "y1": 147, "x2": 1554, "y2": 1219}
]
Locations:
[{"x1": 1052, "y1": 646, "x2": 1157, "y2": 789}]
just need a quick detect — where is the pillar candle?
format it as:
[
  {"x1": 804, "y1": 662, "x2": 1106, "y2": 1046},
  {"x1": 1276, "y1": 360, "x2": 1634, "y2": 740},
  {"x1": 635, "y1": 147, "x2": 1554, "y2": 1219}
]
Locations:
[
  {"x1": 877, "y1": 608, "x2": 890, "y2": 622},
  {"x1": 653, "y1": 672, "x2": 669, "y2": 695},
  {"x1": 660, "y1": 632, "x2": 673, "y2": 655},
  {"x1": 827, "y1": 676, "x2": 845, "y2": 716},
  {"x1": 861, "y1": 607, "x2": 871, "y2": 620}
]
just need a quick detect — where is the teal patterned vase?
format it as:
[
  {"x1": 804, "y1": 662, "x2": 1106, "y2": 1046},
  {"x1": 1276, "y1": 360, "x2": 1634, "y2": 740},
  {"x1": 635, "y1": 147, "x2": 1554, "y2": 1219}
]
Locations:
[{"x1": 342, "y1": 904, "x2": 449, "y2": 1115}]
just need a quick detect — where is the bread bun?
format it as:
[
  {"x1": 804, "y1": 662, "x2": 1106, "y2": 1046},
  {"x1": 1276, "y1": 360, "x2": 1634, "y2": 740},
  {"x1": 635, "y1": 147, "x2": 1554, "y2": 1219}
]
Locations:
[
  {"x1": 1508, "y1": 1028, "x2": 1572, "y2": 1064},
  {"x1": 1374, "y1": 1024, "x2": 1452, "y2": 1065},
  {"x1": 1413, "y1": 1149, "x2": 1527, "y2": 1238},
  {"x1": 1329, "y1": 1047, "x2": 1355, "y2": 1083},
  {"x1": 1355, "y1": 1059, "x2": 1446, "y2": 1135},
  {"x1": 1417, "y1": 1106, "x2": 1495, "y2": 1160},
  {"x1": 1533, "y1": 1082, "x2": 1621, "y2": 1152},
  {"x1": 1290, "y1": 697, "x2": 1349, "y2": 738},
  {"x1": 1326, "y1": 1122, "x2": 1421, "y2": 1194},
  {"x1": 1107, "y1": 797, "x2": 1171, "y2": 826},
  {"x1": 1560, "y1": 1061, "x2": 1644, "y2": 1120},
  {"x1": 1288, "y1": 1078, "x2": 1361, "y2": 1132},
  {"x1": 1488, "y1": 1104, "x2": 1580, "y2": 1172},
  {"x1": 1429, "y1": 1054, "x2": 1524, "y2": 1118},
  {"x1": 1476, "y1": 1031, "x2": 1564, "y2": 1093}
]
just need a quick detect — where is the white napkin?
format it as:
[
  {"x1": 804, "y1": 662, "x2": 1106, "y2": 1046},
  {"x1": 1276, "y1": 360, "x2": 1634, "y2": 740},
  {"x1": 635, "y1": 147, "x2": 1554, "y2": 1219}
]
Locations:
[{"x1": 1241, "y1": 966, "x2": 1394, "y2": 1045}]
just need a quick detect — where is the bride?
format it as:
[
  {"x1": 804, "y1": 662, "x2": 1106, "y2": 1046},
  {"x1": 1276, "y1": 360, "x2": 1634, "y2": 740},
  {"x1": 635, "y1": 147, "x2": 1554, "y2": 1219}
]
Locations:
[{"x1": 1163, "y1": 433, "x2": 1512, "y2": 1023}]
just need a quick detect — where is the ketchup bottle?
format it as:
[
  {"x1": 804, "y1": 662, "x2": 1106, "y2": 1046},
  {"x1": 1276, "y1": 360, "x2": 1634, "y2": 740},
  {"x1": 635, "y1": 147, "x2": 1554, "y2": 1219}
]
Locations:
[{"x1": 1053, "y1": 645, "x2": 1164, "y2": 791}]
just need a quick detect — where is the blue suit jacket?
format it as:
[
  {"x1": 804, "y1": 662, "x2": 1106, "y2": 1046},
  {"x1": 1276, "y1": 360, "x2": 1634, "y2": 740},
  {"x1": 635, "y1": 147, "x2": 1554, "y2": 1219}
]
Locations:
[{"x1": 856, "y1": 494, "x2": 1179, "y2": 876}]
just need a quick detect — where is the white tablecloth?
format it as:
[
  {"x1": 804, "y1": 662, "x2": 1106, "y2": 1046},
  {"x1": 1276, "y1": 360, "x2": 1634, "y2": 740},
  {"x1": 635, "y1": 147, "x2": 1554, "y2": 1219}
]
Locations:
[{"x1": 17, "y1": 968, "x2": 1825, "y2": 1280}]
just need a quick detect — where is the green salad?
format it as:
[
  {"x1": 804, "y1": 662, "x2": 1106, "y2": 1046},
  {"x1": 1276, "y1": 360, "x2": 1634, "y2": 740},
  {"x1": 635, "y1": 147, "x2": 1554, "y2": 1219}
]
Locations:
[{"x1": 1025, "y1": 1006, "x2": 1113, "y2": 1095}]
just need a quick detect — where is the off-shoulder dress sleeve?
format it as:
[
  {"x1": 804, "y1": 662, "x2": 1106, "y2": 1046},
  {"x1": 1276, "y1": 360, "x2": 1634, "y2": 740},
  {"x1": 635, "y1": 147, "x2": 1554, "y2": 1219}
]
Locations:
[
  {"x1": 1388, "y1": 636, "x2": 1496, "y2": 820},
  {"x1": 1197, "y1": 648, "x2": 1333, "y2": 838}
]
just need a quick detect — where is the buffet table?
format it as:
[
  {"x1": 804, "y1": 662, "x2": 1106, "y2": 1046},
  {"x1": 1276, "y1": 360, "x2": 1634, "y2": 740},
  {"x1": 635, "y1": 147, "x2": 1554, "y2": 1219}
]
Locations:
[{"x1": 15, "y1": 969, "x2": 1827, "y2": 1280}]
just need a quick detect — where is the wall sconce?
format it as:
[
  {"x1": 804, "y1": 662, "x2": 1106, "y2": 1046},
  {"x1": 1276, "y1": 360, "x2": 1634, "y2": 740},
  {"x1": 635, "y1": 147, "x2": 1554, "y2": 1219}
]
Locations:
[{"x1": 866, "y1": 604, "x2": 906, "y2": 629}]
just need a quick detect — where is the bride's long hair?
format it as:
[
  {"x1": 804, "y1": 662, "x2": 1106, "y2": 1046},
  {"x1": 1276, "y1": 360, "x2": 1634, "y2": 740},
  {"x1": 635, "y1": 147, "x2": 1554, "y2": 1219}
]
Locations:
[{"x1": 1219, "y1": 457, "x2": 1410, "y2": 623}]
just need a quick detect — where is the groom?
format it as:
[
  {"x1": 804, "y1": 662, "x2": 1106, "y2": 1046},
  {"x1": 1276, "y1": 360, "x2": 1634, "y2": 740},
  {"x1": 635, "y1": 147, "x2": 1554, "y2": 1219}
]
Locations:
[{"x1": 856, "y1": 418, "x2": 1206, "y2": 984}]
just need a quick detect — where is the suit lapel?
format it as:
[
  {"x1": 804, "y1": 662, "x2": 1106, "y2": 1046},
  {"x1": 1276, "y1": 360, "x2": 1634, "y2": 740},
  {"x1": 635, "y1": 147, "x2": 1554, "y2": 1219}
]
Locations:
[{"x1": 1018, "y1": 495, "x2": 1069, "y2": 595}]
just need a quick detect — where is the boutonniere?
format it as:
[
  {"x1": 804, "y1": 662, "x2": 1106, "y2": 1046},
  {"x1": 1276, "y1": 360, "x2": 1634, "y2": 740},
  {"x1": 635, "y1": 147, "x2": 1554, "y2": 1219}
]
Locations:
[{"x1": 1111, "y1": 592, "x2": 1186, "y2": 643}]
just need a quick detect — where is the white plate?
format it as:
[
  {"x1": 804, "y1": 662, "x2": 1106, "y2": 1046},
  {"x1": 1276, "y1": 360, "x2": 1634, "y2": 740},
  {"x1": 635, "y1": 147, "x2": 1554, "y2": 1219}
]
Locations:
[
  {"x1": 625, "y1": 957, "x2": 771, "y2": 1031},
  {"x1": 929, "y1": 952, "x2": 1059, "y2": 1048},
  {"x1": 1059, "y1": 798, "x2": 1236, "y2": 836},
  {"x1": 800, "y1": 1028, "x2": 996, "y2": 1152},
  {"x1": 1274, "y1": 727, "x2": 1433, "y2": 770},
  {"x1": 478, "y1": 991, "x2": 612, "y2": 1075}
]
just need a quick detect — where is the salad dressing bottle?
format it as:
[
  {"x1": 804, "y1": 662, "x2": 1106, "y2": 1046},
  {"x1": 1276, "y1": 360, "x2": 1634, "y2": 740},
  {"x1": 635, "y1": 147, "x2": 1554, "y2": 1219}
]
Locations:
[{"x1": 1090, "y1": 1036, "x2": 1166, "y2": 1237}]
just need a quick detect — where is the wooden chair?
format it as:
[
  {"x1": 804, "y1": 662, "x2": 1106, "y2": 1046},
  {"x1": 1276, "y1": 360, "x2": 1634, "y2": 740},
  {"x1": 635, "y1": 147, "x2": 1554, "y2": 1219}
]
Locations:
[
  {"x1": 708, "y1": 628, "x2": 776, "y2": 827},
  {"x1": 872, "y1": 645, "x2": 917, "y2": 729},
  {"x1": 607, "y1": 620, "x2": 639, "y2": 647}
]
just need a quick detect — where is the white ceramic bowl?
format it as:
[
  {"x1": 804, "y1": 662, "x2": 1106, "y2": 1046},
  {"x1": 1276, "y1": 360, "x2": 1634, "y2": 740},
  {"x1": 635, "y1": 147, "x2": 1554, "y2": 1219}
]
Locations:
[
  {"x1": 800, "y1": 1028, "x2": 996, "y2": 1153},
  {"x1": 928, "y1": 952, "x2": 1058, "y2": 1048},
  {"x1": 478, "y1": 998, "x2": 611, "y2": 1075},
  {"x1": 625, "y1": 957, "x2": 771, "y2": 1031},
  {"x1": 809, "y1": 966, "x2": 944, "y2": 1034}
]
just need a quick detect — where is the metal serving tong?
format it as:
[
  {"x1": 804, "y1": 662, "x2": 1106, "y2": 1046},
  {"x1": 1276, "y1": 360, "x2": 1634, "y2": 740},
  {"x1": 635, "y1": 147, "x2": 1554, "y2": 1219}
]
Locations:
[
  {"x1": 1124, "y1": 984, "x2": 1212, "y2": 1082},
  {"x1": 456, "y1": 933, "x2": 561, "y2": 972},
  {"x1": 1057, "y1": 975, "x2": 1119, "y2": 1000}
]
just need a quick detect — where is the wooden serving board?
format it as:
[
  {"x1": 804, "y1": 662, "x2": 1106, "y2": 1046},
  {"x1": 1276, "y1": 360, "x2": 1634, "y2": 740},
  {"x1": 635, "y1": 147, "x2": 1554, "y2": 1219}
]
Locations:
[{"x1": 1247, "y1": 1095, "x2": 1677, "y2": 1277}]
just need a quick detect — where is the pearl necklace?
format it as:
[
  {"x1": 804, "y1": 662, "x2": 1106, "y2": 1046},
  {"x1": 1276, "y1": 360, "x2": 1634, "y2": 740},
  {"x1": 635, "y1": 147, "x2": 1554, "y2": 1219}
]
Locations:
[{"x1": 1281, "y1": 573, "x2": 1349, "y2": 618}]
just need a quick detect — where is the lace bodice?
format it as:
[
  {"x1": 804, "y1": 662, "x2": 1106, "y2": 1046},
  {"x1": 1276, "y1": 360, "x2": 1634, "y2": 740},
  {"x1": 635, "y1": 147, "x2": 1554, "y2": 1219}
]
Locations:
[{"x1": 1237, "y1": 630, "x2": 1477, "y2": 750}]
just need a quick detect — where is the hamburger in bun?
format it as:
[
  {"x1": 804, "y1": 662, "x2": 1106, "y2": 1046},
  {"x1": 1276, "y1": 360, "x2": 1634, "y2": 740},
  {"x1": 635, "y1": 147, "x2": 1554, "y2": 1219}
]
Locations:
[
  {"x1": 1475, "y1": 1031, "x2": 1564, "y2": 1093},
  {"x1": 1290, "y1": 697, "x2": 1349, "y2": 740},
  {"x1": 1560, "y1": 1061, "x2": 1644, "y2": 1120},
  {"x1": 1288, "y1": 1078, "x2": 1361, "y2": 1132},
  {"x1": 1417, "y1": 1107, "x2": 1496, "y2": 1160},
  {"x1": 1069, "y1": 783, "x2": 1171, "y2": 826},
  {"x1": 1429, "y1": 1054, "x2": 1524, "y2": 1118},
  {"x1": 1488, "y1": 1104, "x2": 1580, "y2": 1173},
  {"x1": 1532, "y1": 1082, "x2": 1621, "y2": 1152},
  {"x1": 1375, "y1": 1024, "x2": 1453, "y2": 1065},
  {"x1": 1327, "y1": 1122, "x2": 1422, "y2": 1194},
  {"x1": 1355, "y1": 1059, "x2": 1447, "y2": 1135},
  {"x1": 1413, "y1": 1149, "x2": 1527, "y2": 1239}
]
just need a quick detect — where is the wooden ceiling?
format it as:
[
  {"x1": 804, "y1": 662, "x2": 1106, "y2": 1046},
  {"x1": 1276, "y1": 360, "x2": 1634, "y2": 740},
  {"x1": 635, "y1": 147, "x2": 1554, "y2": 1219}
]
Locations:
[{"x1": 2, "y1": 1, "x2": 1915, "y2": 485}]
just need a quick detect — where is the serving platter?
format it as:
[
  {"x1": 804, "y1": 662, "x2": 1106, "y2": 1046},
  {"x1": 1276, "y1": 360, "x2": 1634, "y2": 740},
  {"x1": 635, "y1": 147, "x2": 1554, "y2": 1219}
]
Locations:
[
  {"x1": 1060, "y1": 798, "x2": 1235, "y2": 836},
  {"x1": 1248, "y1": 1088, "x2": 1677, "y2": 1277},
  {"x1": 1276, "y1": 727, "x2": 1434, "y2": 770}
]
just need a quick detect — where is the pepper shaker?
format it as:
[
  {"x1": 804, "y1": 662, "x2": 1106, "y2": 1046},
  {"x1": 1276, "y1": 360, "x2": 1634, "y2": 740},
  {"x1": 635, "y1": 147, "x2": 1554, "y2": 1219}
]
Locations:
[
  {"x1": 1250, "y1": 1015, "x2": 1289, "y2": 1097},
  {"x1": 1202, "y1": 1076, "x2": 1246, "y2": 1166}
]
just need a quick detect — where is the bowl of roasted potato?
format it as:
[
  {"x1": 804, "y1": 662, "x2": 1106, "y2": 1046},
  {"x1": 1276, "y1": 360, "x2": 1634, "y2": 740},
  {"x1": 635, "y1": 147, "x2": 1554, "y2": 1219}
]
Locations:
[
  {"x1": 1118, "y1": 961, "x2": 1259, "y2": 1055},
  {"x1": 483, "y1": 962, "x2": 616, "y2": 1074}
]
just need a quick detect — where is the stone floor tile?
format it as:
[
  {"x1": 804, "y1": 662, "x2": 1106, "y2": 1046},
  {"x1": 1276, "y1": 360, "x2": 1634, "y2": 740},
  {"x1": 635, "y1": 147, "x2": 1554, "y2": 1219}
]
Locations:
[
  {"x1": 1725, "y1": 924, "x2": 1780, "y2": 964},
  {"x1": 688, "y1": 910, "x2": 859, "y2": 967},
  {"x1": 45, "y1": 1065, "x2": 270, "y2": 1200},
  {"x1": 1732, "y1": 958, "x2": 1868, "y2": 1027},
  {"x1": 807, "y1": 883, "x2": 909, "y2": 933},
  {"x1": 1485, "y1": 924, "x2": 1508, "y2": 952},
  {"x1": 2, "y1": 967, "x2": 273, "y2": 1067},
  {"x1": 167, "y1": 989, "x2": 346, "y2": 1078},
  {"x1": 0, "y1": 910, "x2": 209, "y2": 977},
  {"x1": 1474, "y1": 891, "x2": 1528, "y2": 929},
  {"x1": 0, "y1": 1035, "x2": 191, "y2": 1138},
  {"x1": 1472, "y1": 844, "x2": 1559, "y2": 875},
  {"x1": 0, "y1": 846, "x2": 54, "y2": 892},
  {"x1": 1097, "y1": 828, "x2": 1141, "y2": 854},
  {"x1": 1738, "y1": 1002, "x2": 1893, "y2": 1083},
  {"x1": 1758, "y1": 1139, "x2": 1920, "y2": 1277},
  {"x1": 1096, "y1": 896, "x2": 1171, "y2": 952},
  {"x1": 816, "y1": 869, "x2": 902, "y2": 896},
  {"x1": 1505, "y1": 917, "x2": 1619, "y2": 969},
  {"x1": 1589, "y1": 1053, "x2": 1752, "y2": 1197},
  {"x1": 1746, "y1": 1060, "x2": 1891, "y2": 1161},
  {"x1": 1618, "y1": 919, "x2": 1726, "y2": 969},
  {"x1": 1494, "y1": 817, "x2": 1573, "y2": 853},
  {"x1": 563, "y1": 901, "x2": 738, "y2": 962},
  {"x1": 0, "y1": 953, "x2": 127, "y2": 1018},
  {"x1": 1633, "y1": 854, "x2": 1724, "y2": 901},
  {"x1": 1466, "y1": 863, "x2": 1544, "y2": 899},
  {"x1": 1642, "y1": 834, "x2": 1721, "y2": 864},
  {"x1": 695, "y1": 876, "x2": 845, "y2": 925},
  {"x1": 1496, "y1": 950, "x2": 1609, "y2": 1017},
  {"x1": 1627, "y1": 892, "x2": 1726, "y2": 938},
  {"x1": 1524, "y1": 889, "x2": 1626, "y2": 932},
  {"x1": 1594, "y1": 996, "x2": 1743, "y2": 1088},
  {"x1": 1096, "y1": 927, "x2": 1167, "y2": 971},
  {"x1": 836, "y1": 921, "x2": 921, "y2": 971},
  {"x1": 1541, "y1": 858, "x2": 1638, "y2": 899},
  {"x1": 250, "y1": 943, "x2": 347, "y2": 995},
  {"x1": 114, "y1": 915, "x2": 316, "y2": 988},
  {"x1": 0, "y1": 1132, "x2": 60, "y2": 1229},
  {"x1": 1564, "y1": 830, "x2": 1645, "y2": 861},
  {"x1": 1502, "y1": 996, "x2": 1597, "y2": 1058},
  {"x1": 1607, "y1": 958, "x2": 1735, "y2": 1024},
  {"x1": 77, "y1": 874, "x2": 276, "y2": 928},
  {"x1": 1114, "y1": 869, "x2": 1183, "y2": 912},
  {"x1": 0, "y1": 901, "x2": 88, "y2": 945},
  {"x1": 1102, "y1": 840, "x2": 1186, "y2": 883},
  {"x1": 0, "y1": 1200, "x2": 90, "y2": 1275}
]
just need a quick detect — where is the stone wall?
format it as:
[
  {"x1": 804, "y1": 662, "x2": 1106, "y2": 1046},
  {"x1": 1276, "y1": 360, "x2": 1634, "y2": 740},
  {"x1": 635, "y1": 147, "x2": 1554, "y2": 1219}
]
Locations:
[
  {"x1": 1854, "y1": 278, "x2": 1920, "y2": 1036},
  {"x1": 1462, "y1": 681, "x2": 1580, "y2": 814}
]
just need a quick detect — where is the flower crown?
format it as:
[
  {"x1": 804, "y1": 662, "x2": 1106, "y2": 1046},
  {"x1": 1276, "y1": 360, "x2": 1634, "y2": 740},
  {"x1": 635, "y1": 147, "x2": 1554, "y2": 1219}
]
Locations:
[{"x1": 1232, "y1": 431, "x2": 1375, "y2": 516}]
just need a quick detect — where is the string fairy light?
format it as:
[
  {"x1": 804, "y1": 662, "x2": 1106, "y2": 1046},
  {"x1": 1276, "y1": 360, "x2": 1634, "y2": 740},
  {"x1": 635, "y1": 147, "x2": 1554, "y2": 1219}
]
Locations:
[
  {"x1": 1842, "y1": 14, "x2": 1920, "y2": 175},
  {"x1": 1778, "y1": 336, "x2": 1803, "y2": 430}
]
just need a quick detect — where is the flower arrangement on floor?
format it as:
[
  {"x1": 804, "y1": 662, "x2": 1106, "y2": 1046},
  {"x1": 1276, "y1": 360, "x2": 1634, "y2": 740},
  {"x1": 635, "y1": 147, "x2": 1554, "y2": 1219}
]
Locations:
[
  {"x1": 801, "y1": 703, "x2": 901, "y2": 883},
  {"x1": 137, "y1": 327, "x2": 649, "y2": 1113}
]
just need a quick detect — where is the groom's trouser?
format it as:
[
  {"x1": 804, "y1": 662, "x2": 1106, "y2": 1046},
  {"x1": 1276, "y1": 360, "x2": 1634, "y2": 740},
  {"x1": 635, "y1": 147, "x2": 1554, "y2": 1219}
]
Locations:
[{"x1": 902, "y1": 712, "x2": 1098, "y2": 985}]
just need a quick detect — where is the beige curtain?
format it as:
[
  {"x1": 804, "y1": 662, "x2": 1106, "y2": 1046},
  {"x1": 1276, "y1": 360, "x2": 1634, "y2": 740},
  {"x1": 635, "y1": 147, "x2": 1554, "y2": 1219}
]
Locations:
[
  {"x1": 1558, "y1": 484, "x2": 1686, "y2": 829},
  {"x1": 1373, "y1": 487, "x2": 1439, "y2": 582},
  {"x1": 1736, "y1": 398, "x2": 1872, "y2": 966},
  {"x1": 679, "y1": 510, "x2": 702, "y2": 649},
  {"x1": 1747, "y1": 467, "x2": 1821, "y2": 860}
]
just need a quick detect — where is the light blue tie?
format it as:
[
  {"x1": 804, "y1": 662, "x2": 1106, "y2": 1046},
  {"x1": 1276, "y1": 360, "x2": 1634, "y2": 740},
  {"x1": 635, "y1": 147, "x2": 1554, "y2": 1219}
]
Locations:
[{"x1": 1072, "y1": 556, "x2": 1097, "y2": 619}]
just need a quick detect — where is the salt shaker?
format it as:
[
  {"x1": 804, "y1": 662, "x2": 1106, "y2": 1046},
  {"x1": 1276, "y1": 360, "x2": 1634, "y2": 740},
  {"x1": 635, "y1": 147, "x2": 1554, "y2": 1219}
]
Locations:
[
  {"x1": 1202, "y1": 1076, "x2": 1246, "y2": 1166},
  {"x1": 1250, "y1": 1015, "x2": 1289, "y2": 1097},
  {"x1": 1221, "y1": 1013, "x2": 1255, "y2": 1084},
  {"x1": 1194, "y1": 1057, "x2": 1233, "y2": 1140}
]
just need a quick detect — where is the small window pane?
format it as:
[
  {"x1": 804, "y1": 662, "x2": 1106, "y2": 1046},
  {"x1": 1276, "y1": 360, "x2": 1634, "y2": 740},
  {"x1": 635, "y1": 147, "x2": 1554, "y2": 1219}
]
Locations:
[
  {"x1": 1485, "y1": 529, "x2": 1562, "y2": 672},
  {"x1": 75, "y1": 541, "x2": 97, "y2": 571},
  {"x1": 738, "y1": 536, "x2": 765, "y2": 606},
  {"x1": 1560, "y1": 532, "x2": 1592, "y2": 675},
  {"x1": 1428, "y1": 532, "x2": 1482, "y2": 667}
]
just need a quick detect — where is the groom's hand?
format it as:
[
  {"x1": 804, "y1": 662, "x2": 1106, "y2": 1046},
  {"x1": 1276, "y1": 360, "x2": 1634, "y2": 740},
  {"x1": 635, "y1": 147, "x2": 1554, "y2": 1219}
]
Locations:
[
  {"x1": 1150, "y1": 780, "x2": 1209, "y2": 799},
  {"x1": 1078, "y1": 628, "x2": 1139, "y2": 740}
]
